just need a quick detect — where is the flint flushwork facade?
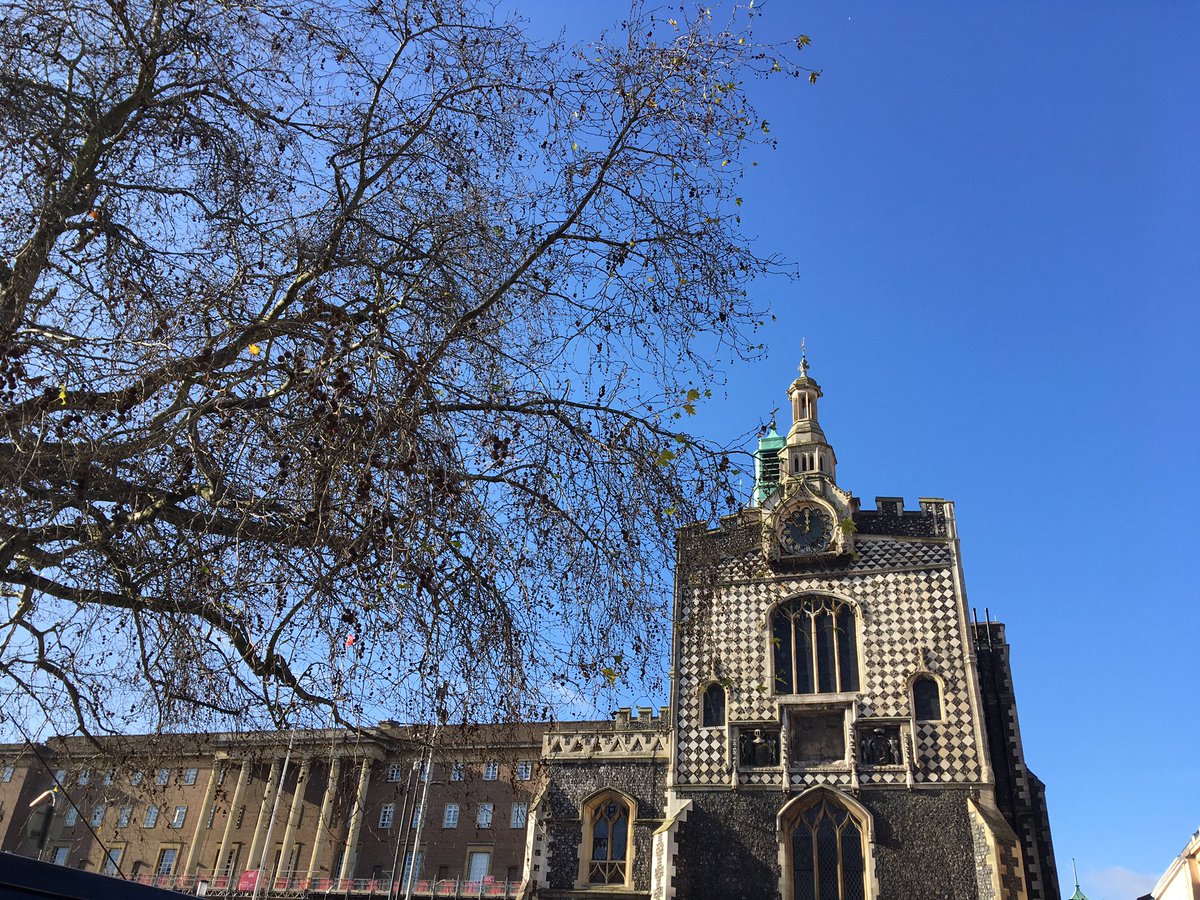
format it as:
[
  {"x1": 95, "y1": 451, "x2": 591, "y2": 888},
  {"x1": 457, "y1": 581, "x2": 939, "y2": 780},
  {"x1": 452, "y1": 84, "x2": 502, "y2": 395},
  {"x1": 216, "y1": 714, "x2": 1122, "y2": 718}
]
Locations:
[{"x1": 0, "y1": 364, "x2": 1059, "y2": 899}]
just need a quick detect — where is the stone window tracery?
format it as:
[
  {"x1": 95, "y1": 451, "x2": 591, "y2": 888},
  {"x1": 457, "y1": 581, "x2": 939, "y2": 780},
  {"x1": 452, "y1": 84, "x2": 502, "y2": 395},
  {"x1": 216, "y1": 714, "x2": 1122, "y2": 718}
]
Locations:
[
  {"x1": 772, "y1": 596, "x2": 860, "y2": 695},
  {"x1": 580, "y1": 790, "x2": 635, "y2": 889},
  {"x1": 786, "y1": 793, "x2": 867, "y2": 900}
]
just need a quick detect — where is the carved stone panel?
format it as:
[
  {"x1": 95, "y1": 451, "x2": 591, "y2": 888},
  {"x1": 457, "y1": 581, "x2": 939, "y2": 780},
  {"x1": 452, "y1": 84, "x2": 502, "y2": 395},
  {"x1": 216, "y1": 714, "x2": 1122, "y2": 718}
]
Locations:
[
  {"x1": 737, "y1": 727, "x2": 780, "y2": 768},
  {"x1": 858, "y1": 724, "x2": 902, "y2": 767},
  {"x1": 788, "y1": 708, "x2": 847, "y2": 765}
]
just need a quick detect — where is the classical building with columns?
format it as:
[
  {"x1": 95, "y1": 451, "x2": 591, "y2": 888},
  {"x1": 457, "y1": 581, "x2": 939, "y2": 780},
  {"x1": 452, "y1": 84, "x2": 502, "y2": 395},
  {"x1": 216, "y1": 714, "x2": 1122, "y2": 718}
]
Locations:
[{"x1": 0, "y1": 362, "x2": 1060, "y2": 899}]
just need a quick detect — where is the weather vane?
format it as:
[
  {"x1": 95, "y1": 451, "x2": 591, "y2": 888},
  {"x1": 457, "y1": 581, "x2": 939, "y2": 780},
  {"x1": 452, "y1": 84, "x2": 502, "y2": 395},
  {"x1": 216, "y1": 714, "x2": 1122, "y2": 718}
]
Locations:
[{"x1": 798, "y1": 337, "x2": 809, "y2": 378}]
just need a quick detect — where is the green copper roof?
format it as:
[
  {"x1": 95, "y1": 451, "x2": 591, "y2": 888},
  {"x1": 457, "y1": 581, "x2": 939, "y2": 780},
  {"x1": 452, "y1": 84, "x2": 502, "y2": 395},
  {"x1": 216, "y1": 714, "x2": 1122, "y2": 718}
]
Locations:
[
  {"x1": 757, "y1": 426, "x2": 786, "y2": 451},
  {"x1": 753, "y1": 426, "x2": 785, "y2": 505}
]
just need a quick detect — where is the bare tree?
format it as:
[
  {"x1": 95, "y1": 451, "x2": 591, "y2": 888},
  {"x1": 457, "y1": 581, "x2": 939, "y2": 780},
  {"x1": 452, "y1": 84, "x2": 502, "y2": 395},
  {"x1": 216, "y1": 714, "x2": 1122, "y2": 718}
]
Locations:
[{"x1": 0, "y1": 0, "x2": 816, "y2": 736}]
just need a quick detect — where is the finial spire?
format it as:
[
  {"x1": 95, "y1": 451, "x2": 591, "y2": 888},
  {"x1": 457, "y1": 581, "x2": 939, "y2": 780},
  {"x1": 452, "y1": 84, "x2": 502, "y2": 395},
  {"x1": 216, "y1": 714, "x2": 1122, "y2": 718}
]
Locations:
[
  {"x1": 798, "y1": 338, "x2": 809, "y2": 378},
  {"x1": 1072, "y1": 859, "x2": 1080, "y2": 889}
]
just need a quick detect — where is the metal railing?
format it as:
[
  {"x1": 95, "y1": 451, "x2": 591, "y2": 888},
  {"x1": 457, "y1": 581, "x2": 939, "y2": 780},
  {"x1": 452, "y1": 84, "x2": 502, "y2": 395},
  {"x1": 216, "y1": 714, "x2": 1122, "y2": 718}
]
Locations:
[{"x1": 120, "y1": 873, "x2": 525, "y2": 897}]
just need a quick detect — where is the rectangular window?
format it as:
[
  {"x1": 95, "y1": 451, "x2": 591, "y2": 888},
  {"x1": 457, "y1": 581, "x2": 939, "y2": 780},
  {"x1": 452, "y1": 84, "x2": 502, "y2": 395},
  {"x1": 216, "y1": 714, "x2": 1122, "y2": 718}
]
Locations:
[
  {"x1": 102, "y1": 770, "x2": 114, "y2": 785},
  {"x1": 131, "y1": 770, "x2": 143, "y2": 786},
  {"x1": 386, "y1": 762, "x2": 404, "y2": 782},
  {"x1": 155, "y1": 768, "x2": 170, "y2": 786},
  {"x1": 378, "y1": 803, "x2": 395, "y2": 829},
  {"x1": 216, "y1": 844, "x2": 241, "y2": 877},
  {"x1": 155, "y1": 847, "x2": 177, "y2": 876},
  {"x1": 411, "y1": 801, "x2": 423, "y2": 829},
  {"x1": 418, "y1": 761, "x2": 429, "y2": 782},
  {"x1": 443, "y1": 803, "x2": 460, "y2": 828},
  {"x1": 170, "y1": 805, "x2": 187, "y2": 828},
  {"x1": 144, "y1": 805, "x2": 159, "y2": 827},
  {"x1": 53, "y1": 768, "x2": 66, "y2": 784},
  {"x1": 401, "y1": 850, "x2": 424, "y2": 886},
  {"x1": 450, "y1": 762, "x2": 464, "y2": 781},
  {"x1": 183, "y1": 767, "x2": 198, "y2": 785},
  {"x1": 78, "y1": 769, "x2": 91, "y2": 786},
  {"x1": 483, "y1": 761, "x2": 498, "y2": 780},
  {"x1": 102, "y1": 846, "x2": 123, "y2": 875},
  {"x1": 91, "y1": 804, "x2": 106, "y2": 828},
  {"x1": 516, "y1": 760, "x2": 532, "y2": 781},
  {"x1": 207, "y1": 806, "x2": 217, "y2": 828},
  {"x1": 510, "y1": 802, "x2": 528, "y2": 829},
  {"x1": 466, "y1": 850, "x2": 491, "y2": 882},
  {"x1": 1, "y1": 765, "x2": 13, "y2": 782},
  {"x1": 51, "y1": 846, "x2": 70, "y2": 866},
  {"x1": 64, "y1": 806, "x2": 79, "y2": 826},
  {"x1": 217, "y1": 765, "x2": 227, "y2": 786},
  {"x1": 476, "y1": 802, "x2": 493, "y2": 828},
  {"x1": 118, "y1": 805, "x2": 132, "y2": 828}
]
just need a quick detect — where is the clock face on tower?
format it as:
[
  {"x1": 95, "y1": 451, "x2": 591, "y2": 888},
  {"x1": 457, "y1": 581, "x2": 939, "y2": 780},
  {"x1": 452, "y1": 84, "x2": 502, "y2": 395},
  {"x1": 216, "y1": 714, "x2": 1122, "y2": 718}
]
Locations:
[{"x1": 779, "y1": 506, "x2": 833, "y2": 556}]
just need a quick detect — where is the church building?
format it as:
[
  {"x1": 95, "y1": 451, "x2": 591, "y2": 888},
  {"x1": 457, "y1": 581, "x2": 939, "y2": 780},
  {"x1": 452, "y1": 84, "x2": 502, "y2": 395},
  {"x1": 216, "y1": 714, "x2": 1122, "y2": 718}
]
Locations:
[{"x1": 0, "y1": 361, "x2": 1059, "y2": 900}]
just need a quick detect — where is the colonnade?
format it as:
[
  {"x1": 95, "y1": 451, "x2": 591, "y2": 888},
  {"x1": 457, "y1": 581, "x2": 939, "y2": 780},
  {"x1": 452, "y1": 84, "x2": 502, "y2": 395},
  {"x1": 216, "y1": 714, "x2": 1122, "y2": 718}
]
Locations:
[{"x1": 184, "y1": 749, "x2": 378, "y2": 883}]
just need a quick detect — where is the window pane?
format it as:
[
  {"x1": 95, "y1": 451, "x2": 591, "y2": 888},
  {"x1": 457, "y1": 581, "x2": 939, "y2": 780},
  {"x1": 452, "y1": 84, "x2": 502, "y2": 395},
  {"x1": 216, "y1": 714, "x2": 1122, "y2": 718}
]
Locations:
[
  {"x1": 466, "y1": 851, "x2": 490, "y2": 882},
  {"x1": 610, "y1": 812, "x2": 627, "y2": 861},
  {"x1": 592, "y1": 816, "x2": 610, "y2": 860},
  {"x1": 702, "y1": 684, "x2": 725, "y2": 727},
  {"x1": 795, "y1": 615, "x2": 815, "y2": 694},
  {"x1": 510, "y1": 803, "x2": 528, "y2": 828},
  {"x1": 841, "y1": 821, "x2": 865, "y2": 900},
  {"x1": 772, "y1": 611, "x2": 793, "y2": 693},
  {"x1": 401, "y1": 851, "x2": 424, "y2": 884},
  {"x1": 816, "y1": 815, "x2": 839, "y2": 900},
  {"x1": 792, "y1": 826, "x2": 815, "y2": 900},
  {"x1": 102, "y1": 847, "x2": 122, "y2": 875},
  {"x1": 837, "y1": 606, "x2": 859, "y2": 691},
  {"x1": 815, "y1": 611, "x2": 837, "y2": 693},
  {"x1": 156, "y1": 848, "x2": 177, "y2": 875},
  {"x1": 914, "y1": 676, "x2": 941, "y2": 720}
]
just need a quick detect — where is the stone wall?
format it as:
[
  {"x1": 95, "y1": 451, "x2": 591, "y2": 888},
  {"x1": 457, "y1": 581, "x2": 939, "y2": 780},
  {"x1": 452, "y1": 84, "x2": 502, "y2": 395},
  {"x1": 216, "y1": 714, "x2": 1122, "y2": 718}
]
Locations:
[
  {"x1": 974, "y1": 622, "x2": 1061, "y2": 900},
  {"x1": 671, "y1": 788, "x2": 981, "y2": 900},
  {"x1": 540, "y1": 759, "x2": 667, "y2": 892}
]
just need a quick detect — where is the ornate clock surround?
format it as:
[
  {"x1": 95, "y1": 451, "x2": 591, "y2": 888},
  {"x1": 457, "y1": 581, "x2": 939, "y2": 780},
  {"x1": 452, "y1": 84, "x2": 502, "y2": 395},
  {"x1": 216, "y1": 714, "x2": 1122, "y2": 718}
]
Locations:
[{"x1": 765, "y1": 486, "x2": 853, "y2": 563}]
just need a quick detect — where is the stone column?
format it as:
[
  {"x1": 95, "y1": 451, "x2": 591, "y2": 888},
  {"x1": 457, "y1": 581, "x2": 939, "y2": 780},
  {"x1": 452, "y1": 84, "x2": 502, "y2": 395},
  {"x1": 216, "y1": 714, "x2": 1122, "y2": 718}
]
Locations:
[
  {"x1": 337, "y1": 757, "x2": 373, "y2": 882},
  {"x1": 247, "y1": 755, "x2": 284, "y2": 875},
  {"x1": 184, "y1": 761, "x2": 222, "y2": 874},
  {"x1": 275, "y1": 757, "x2": 311, "y2": 883},
  {"x1": 215, "y1": 759, "x2": 251, "y2": 879},
  {"x1": 307, "y1": 755, "x2": 342, "y2": 880}
]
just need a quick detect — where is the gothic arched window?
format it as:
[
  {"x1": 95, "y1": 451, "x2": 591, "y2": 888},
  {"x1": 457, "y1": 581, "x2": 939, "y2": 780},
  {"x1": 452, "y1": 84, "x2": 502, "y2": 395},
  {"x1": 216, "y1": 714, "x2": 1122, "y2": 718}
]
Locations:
[
  {"x1": 789, "y1": 794, "x2": 866, "y2": 900},
  {"x1": 772, "y1": 596, "x2": 859, "y2": 695},
  {"x1": 702, "y1": 683, "x2": 726, "y2": 727},
  {"x1": 582, "y1": 792, "x2": 632, "y2": 887},
  {"x1": 912, "y1": 675, "x2": 942, "y2": 721}
]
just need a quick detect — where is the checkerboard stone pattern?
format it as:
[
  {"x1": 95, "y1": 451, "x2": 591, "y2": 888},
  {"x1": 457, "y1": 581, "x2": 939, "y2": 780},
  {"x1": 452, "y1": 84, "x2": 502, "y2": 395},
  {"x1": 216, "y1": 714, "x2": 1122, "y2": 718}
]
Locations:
[{"x1": 674, "y1": 536, "x2": 982, "y2": 787}]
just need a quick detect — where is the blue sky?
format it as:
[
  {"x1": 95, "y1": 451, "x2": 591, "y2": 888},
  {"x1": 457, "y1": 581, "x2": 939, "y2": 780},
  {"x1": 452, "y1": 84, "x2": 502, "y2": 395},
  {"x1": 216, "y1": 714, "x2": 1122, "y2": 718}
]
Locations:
[{"x1": 510, "y1": 2, "x2": 1200, "y2": 896}]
